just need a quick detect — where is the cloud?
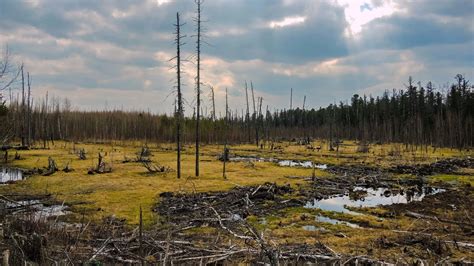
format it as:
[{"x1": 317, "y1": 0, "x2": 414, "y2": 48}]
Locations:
[{"x1": 0, "y1": 0, "x2": 472, "y2": 115}]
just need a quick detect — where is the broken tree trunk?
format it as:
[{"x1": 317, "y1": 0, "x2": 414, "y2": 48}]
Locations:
[{"x1": 44, "y1": 156, "x2": 58, "y2": 176}]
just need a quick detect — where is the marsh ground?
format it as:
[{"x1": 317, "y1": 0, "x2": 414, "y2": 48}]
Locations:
[{"x1": 1, "y1": 140, "x2": 473, "y2": 263}]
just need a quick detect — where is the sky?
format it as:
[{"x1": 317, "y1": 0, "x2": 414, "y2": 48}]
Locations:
[{"x1": 0, "y1": 0, "x2": 473, "y2": 115}]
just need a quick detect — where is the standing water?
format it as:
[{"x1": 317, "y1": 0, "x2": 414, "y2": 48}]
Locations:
[
  {"x1": 304, "y1": 186, "x2": 444, "y2": 228},
  {"x1": 278, "y1": 160, "x2": 327, "y2": 169},
  {"x1": 0, "y1": 167, "x2": 24, "y2": 183},
  {"x1": 305, "y1": 186, "x2": 445, "y2": 213}
]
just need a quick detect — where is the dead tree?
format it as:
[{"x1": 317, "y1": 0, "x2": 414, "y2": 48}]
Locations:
[
  {"x1": 20, "y1": 64, "x2": 25, "y2": 146},
  {"x1": 174, "y1": 12, "x2": 185, "y2": 179},
  {"x1": 223, "y1": 88, "x2": 229, "y2": 179},
  {"x1": 329, "y1": 102, "x2": 337, "y2": 151},
  {"x1": 257, "y1": 97, "x2": 263, "y2": 148},
  {"x1": 89, "y1": 152, "x2": 112, "y2": 174},
  {"x1": 0, "y1": 46, "x2": 21, "y2": 92},
  {"x1": 27, "y1": 72, "x2": 31, "y2": 146},
  {"x1": 142, "y1": 161, "x2": 170, "y2": 173},
  {"x1": 194, "y1": 0, "x2": 203, "y2": 177},
  {"x1": 78, "y1": 148, "x2": 87, "y2": 160},
  {"x1": 245, "y1": 81, "x2": 251, "y2": 143},
  {"x1": 210, "y1": 86, "x2": 216, "y2": 121},
  {"x1": 251, "y1": 82, "x2": 257, "y2": 145},
  {"x1": 43, "y1": 92, "x2": 48, "y2": 149},
  {"x1": 44, "y1": 156, "x2": 58, "y2": 176}
]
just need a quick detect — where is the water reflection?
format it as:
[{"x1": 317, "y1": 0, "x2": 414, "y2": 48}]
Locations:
[
  {"x1": 0, "y1": 167, "x2": 24, "y2": 183},
  {"x1": 315, "y1": 215, "x2": 360, "y2": 228},
  {"x1": 278, "y1": 160, "x2": 327, "y2": 169},
  {"x1": 305, "y1": 186, "x2": 444, "y2": 213}
]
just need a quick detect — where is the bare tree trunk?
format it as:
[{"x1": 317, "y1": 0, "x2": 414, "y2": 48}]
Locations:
[
  {"x1": 175, "y1": 12, "x2": 183, "y2": 179},
  {"x1": 210, "y1": 86, "x2": 216, "y2": 121},
  {"x1": 27, "y1": 72, "x2": 31, "y2": 146},
  {"x1": 43, "y1": 92, "x2": 48, "y2": 149},
  {"x1": 251, "y1": 81, "x2": 257, "y2": 146},
  {"x1": 195, "y1": 0, "x2": 202, "y2": 177},
  {"x1": 20, "y1": 64, "x2": 25, "y2": 146},
  {"x1": 257, "y1": 97, "x2": 263, "y2": 148},
  {"x1": 223, "y1": 88, "x2": 228, "y2": 179},
  {"x1": 245, "y1": 81, "x2": 250, "y2": 143}
]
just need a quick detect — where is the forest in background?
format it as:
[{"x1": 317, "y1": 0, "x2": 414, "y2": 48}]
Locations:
[{"x1": 1, "y1": 75, "x2": 472, "y2": 150}]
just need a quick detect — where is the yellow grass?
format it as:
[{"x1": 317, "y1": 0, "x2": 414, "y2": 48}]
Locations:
[{"x1": 1, "y1": 140, "x2": 471, "y2": 225}]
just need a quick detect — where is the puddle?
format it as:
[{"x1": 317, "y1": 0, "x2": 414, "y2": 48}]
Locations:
[
  {"x1": 226, "y1": 157, "x2": 328, "y2": 170},
  {"x1": 278, "y1": 160, "x2": 327, "y2": 169},
  {"x1": 304, "y1": 186, "x2": 444, "y2": 229},
  {"x1": 2, "y1": 199, "x2": 69, "y2": 219},
  {"x1": 305, "y1": 186, "x2": 444, "y2": 213},
  {"x1": 228, "y1": 156, "x2": 277, "y2": 163},
  {"x1": 315, "y1": 215, "x2": 360, "y2": 228},
  {"x1": 301, "y1": 225, "x2": 327, "y2": 231},
  {"x1": 0, "y1": 167, "x2": 24, "y2": 183}
]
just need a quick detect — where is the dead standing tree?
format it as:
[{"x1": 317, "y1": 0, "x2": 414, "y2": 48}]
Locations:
[
  {"x1": 173, "y1": 13, "x2": 185, "y2": 179},
  {"x1": 194, "y1": 0, "x2": 203, "y2": 177},
  {"x1": 251, "y1": 81, "x2": 257, "y2": 146},
  {"x1": 0, "y1": 46, "x2": 20, "y2": 145},
  {"x1": 27, "y1": 72, "x2": 32, "y2": 146},
  {"x1": 223, "y1": 88, "x2": 229, "y2": 179},
  {"x1": 210, "y1": 86, "x2": 216, "y2": 121},
  {"x1": 245, "y1": 81, "x2": 251, "y2": 143}
]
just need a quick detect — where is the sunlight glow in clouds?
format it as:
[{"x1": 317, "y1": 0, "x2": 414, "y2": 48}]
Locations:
[
  {"x1": 269, "y1": 16, "x2": 306, "y2": 28},
  {"x1": 156, "y1": 0, "x2": 172, "y2": 6},
  {"x1": 337, "y1": 0, "x2": 398, "y2": 36},
  {"x1": 0, "y1": 0, "x2": 470, "y2": 113}
]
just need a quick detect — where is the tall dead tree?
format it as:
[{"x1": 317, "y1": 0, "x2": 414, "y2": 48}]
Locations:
[
  {"x1": 174, "y1": 12, "x2": 185, "y2": 179},
  {"x1": 20, "y1": 64, "x2": 25, "y2": 146},
  {"x1": 210, "y1": 86, "x2": 216, "y2": 121},
  {"x1": 251, "y1": 81, "x2": 257, "y2": 146},
  {"x1": 194, "y1": 0, "x2": 203, "y2": 177},
  {"x1": 245, "y1": 81, "x2": 250, "y2": 143},
  {"x1": 43, "y1": 91, "x2": 48, "y2": 149},
  {"x1": 223, "y1": 88, "x2": 228, "y2": 179},
  {"x1": 27, "y1": 72, "x2": 31, "y2": 146},
  {"x1": 257, "y1": 96, "x2": 263, "y2": 147}
]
